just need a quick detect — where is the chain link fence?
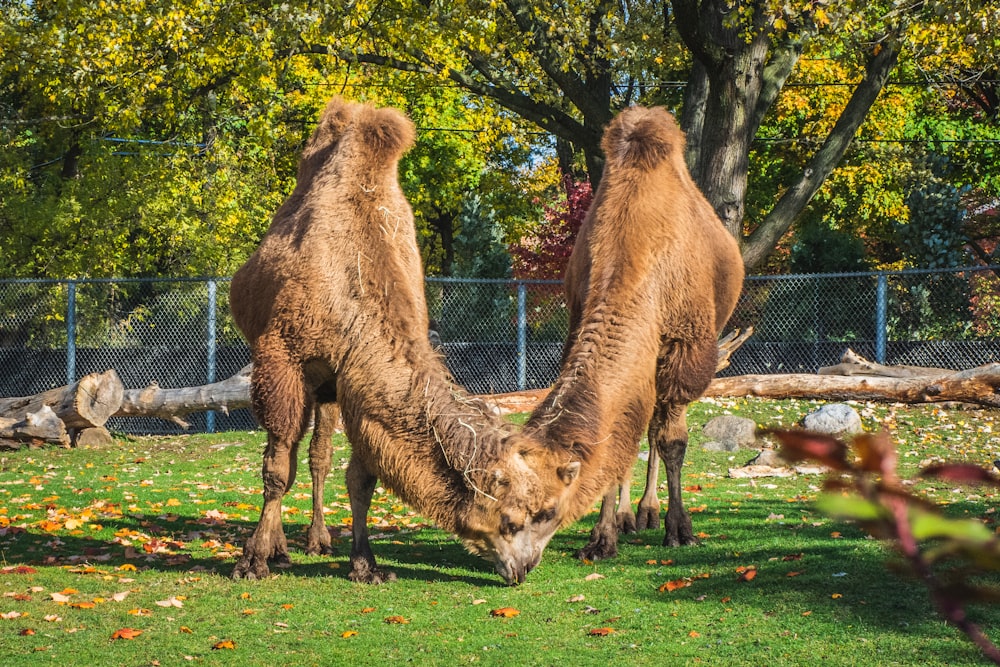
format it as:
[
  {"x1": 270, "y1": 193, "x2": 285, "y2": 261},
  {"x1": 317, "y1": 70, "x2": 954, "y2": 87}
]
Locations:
[{"x1": 1, "y1": 266, "x2": 998, "y2": 434}]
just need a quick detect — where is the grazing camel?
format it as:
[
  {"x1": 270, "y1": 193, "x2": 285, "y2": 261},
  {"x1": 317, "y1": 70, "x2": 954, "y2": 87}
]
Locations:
[
  {"x1": 527, "y1": 105, "x2": 744, "y2": 560},
  {"x1": 229, "y1": 97, "x2": 579, "y2": 585}
]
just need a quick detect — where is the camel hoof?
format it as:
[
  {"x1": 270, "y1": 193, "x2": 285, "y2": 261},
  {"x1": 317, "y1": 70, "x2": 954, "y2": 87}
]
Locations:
[
  {"x1": 662, "y1": 528, "x2": 699, "y2": 548},
  {"x1": 231, "y1": 558, "x2": 270, "y2": 580},
  {"x1": 576, "y1": 539, "x2": 618, "y2": 562},
  {"x1": 616, "y1": 511, "x2": 637, "y2": 535},
  {"x1": 635, "y1": 506, "x2": 661, "y2": 531},
  {"x1": 348, "y1": 567, "x2": 397, "y2": 585},
  {"x1": 305, "y1": 526, "x2": 333, "y2": 555}
]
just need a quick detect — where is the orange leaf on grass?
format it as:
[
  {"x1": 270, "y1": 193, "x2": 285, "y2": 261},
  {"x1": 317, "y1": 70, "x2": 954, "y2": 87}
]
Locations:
[
  {"x1": 360, "y1": 607, "x2": 376, "y2": 614},
  {"x1": 19, "y1": 628, "x2": 35, "y2": 636},
  {"x1": 111, "y1": 628, "x2": 142, "y2": 640},
  {"x1": 589, "y1": 627, "x2": 615, "y2": 636},
  {"x1": 212, "y1": 639, "x2": 237, "y2": 650},
  {"x1": 689, "y1": 630, "x2": 701, "y2": 638},
  {"x1": 384, "y1": 615, "x2": 409, "y2": 624},
  {"x1": 737, "y1": 567, "x2": 757, "y2": 582},
  {"x1": 658, "y1": 578, "x2": 691, "y2": 593},
  {"x1": 490, "y1": 607, "x2": 520, "y2": 618},
  {"x1": 342, "y1": 630, "x2": 358, "y2": 638}
]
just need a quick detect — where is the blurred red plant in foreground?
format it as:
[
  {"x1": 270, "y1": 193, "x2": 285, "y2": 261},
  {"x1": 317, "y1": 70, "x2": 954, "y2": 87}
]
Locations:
[{"x1": 768, "y1": 428, "x2": 1000, "y2": 664}]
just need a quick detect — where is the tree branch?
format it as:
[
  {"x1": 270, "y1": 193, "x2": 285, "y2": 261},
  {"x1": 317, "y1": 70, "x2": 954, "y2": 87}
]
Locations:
[{"x1": 741, "y1": 39, "x2": 902, "y2": 269}]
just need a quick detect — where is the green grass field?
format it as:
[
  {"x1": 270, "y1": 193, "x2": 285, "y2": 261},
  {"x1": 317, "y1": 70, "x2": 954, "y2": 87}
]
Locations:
[{"x1": 1, "y1": 397, "x2": 998, "y2": 666}]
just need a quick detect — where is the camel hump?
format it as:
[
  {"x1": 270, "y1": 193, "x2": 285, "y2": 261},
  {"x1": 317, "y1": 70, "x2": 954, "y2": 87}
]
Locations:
[
  {"x1": 601, "y1": 105, "x2": 683, "y2": 170},
  {"x1": 355, "y1": 105, "x2": 416, "y2": 162},
  {"x1": 303, "y1": 96, "x2": 356, "y2": 156}
]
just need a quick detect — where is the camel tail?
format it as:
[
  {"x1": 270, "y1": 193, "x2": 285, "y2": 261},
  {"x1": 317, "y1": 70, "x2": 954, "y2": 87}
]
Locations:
[{"x1": 601, "y1": 105, "x2": 684, "y2": 171}]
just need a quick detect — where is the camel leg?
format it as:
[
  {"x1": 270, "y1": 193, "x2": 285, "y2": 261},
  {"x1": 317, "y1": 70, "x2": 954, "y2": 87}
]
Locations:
[
  {"x1": 233, "y1": 352, "x2": 310, "y2": 580},
  {"x1": 635, "y1": 446, "x2": 661, "y2": 531},
  {"x1": 305, "y1": 402, "x2": 338, "y2": 556},
  {"x1": 616, "y1": 476, "x2": 637, "y2": 534},
  {"x1": 652, "y1": 403, "x2": 698, "y2": 547},
  {"x1": 346, "y1": 456, "x2": 396, "y2": 584},
  {"x1": 576, "y1": 485, "x2": 620, "y2": 561}
]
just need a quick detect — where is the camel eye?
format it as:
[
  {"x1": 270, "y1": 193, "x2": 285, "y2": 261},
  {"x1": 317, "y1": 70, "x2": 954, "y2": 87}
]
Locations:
[
  {"x1": 500, "y1": 515, "x2": 523, "y2": 536},
  {"x1": 534, "y1": 507, "x2": 556, "y2": 523}
]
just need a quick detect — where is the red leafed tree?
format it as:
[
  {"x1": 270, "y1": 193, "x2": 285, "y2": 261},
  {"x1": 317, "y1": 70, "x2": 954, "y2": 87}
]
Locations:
[{"x1": 509, "y1": 177, "x2": 592, "y2": 282}]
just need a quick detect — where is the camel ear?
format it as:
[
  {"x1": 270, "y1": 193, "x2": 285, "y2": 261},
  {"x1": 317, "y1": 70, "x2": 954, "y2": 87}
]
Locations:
[{"x1": 558, "y1": 461, "x2": 581, "y2": 486}]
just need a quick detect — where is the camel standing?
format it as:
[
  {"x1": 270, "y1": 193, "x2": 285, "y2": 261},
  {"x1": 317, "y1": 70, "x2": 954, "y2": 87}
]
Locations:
[
  {"x1": 229, "y1": 98, "x2": 579, "y2": 584},
  {"x1": 527, "y1": 105, "x2": 744, "y2": 559}
]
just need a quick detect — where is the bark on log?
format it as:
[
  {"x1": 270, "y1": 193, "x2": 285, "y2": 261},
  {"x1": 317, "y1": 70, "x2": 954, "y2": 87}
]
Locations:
[
  {"x1": 818, "y1": 348, "x2": 953, "y2": 378},
  {"x1": 115, "y1": 364, "x2": 252, "y2": 429},
  {"x1": 704, "y1": 363, "x2": 1000, "y2": 408},
  {"x1": 0, "y1": 370, "x2": 123, "y2": 429},
  {"x1": 0, "y1": 405, "x2": 71, "y2": 447}
]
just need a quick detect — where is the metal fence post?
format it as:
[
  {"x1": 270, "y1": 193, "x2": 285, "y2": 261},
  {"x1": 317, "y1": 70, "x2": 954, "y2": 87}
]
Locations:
[
  {"x1": 875, "y1": 273, "x2": 888, "y2": 364},
  {"x1": 66, "y1": 280, "x2": 76, "y2": 385},
  {"x1": 517, "y1": 282, "x2": 527, "y2": 391},
  {"x1": 206, "y1": 279, "x2": 218, "y2": 433}
]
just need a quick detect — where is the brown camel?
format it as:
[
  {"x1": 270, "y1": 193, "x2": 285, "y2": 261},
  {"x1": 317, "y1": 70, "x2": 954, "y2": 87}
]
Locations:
[
  {"x1": 526, "y1": 105, "x2": 744, "y2": 560},
  {"x1": 229, "y1": 97, "x2": 580, "y2": 585}
]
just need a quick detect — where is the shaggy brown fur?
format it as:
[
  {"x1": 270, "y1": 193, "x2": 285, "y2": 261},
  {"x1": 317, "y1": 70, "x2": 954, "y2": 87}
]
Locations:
[
  {"x1": 527, "y1": 105, "x2": 744, "y2": 560},
  {"x1": 229, "y1": 98, "x2": 579, "y2": 584}
]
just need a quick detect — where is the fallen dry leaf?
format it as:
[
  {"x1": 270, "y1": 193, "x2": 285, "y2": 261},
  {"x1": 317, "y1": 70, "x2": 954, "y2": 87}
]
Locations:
[
  {"x1": 658, "y1": 578, "x2": 691, "y2": 593},
  {"x1": 566, "y1": 594, "x2": 586, "y2": 603},
  {"x1": 212, "y1": 639, "x2": 237, "y2": 650},
  {"x1": 471, "y1": 599, "x2": 487, "y2": 605},
  {"x1": 361, "y1": 607, "x2": 376, "y2": 613},
  {"x1": 490, "y1": 607, "x2": 520, "y2": 618},
  {"x1": 584, "y1": 573, "x2": 605, "y2": 581},
  {"x1": 738, "y1": 568, "x2": 758, "y2": 582},
  {"x1": 155, "y1": 597, "x2": 183, "y2": 608},
  {"x1": 341, "y1": 630, "x2": 358, "y2": 638},
  {"x1": 384, "y1": 615, "x2": 409, "y2": 624},
  {"x1": 589, "y1": 627, "x2": 615, "y2": 636},
  {"x1": 689, "y1": 630, "x2": 701, "y2": 638},
  {"x1": 111, "y1": 628, "x2": 142, "y2": 640},
  {"x1": 19, "y1": 628, "x2": 35, "y2": 636}
]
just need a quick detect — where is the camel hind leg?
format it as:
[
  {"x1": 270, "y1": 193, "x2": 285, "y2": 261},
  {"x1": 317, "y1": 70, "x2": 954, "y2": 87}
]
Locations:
[
  {"x1": 635, "y1": 446, "x2": 661, "y2": 531},
  {"x1": 233, "y1": 350, "x2": 311, "y2": 580},
  {"x1": 305, "y1": 401, "x2": 339, "y2": 556},
  {"x1": 651, "y1": 403, "x2": 698, "y2": 547}
]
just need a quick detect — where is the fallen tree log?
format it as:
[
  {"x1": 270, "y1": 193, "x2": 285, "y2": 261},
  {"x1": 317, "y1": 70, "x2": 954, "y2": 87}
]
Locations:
[
  {"x1": 704, "y1": 363, "x2": 1000, "y2": 408},
  {"x1": 818, "y1": 348, "x2": 953, "y2": 379},
  {"x1": 0, "y1": 369, "x2": 124, "y2": 429},
  {"x1": 114, "y1": 364, "x2": 252, "y2": 429},
  {"x1": 0, "y1": 405, "x2": 71, "y2": 448}
]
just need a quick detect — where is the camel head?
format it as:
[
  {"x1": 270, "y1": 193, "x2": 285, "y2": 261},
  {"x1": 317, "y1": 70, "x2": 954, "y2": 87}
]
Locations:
[{"x1": 458, "y1": 435, "x2": 581, "y2": 585}]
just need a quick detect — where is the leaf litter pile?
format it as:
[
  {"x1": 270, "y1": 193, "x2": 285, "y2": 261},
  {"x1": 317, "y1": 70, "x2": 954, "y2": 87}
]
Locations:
[{"x1": 1, "y1": 399, "x2": 999, "y2": 665}]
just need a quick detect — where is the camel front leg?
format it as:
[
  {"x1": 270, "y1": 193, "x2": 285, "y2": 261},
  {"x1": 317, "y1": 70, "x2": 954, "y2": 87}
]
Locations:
[
  {"x1": 576, "y1": 485, "x2": 621, "y2": 561},
  {"x1": 616, "y1": 476, "x2": 637, "y2": 534},
  {"x1": 232, "y1": 432, "x2": 301, "y2": 579},
  {"x1": 651, "y1": 403, "x2": 698, "y2": 547},
  {"x1": 305, "y1": 402, "x2": 338, "y2": 555},
  {"x1": 635, "y1": 446, "x2": 661, "y2": 531},
  {"x1": 346, "y1": 457, "x2": 396, "y2": 584}
]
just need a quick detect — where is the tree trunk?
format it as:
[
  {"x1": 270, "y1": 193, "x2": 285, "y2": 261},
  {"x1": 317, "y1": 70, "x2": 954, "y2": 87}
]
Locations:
[
  {"x1": 0, "y1": 369, "x2": 124, "y2": 429},
  {"x1": 115, "y1": 364, "x2": 252, "y2": 428},
  {"x1": 704, "y1": 364, "x2": 1000, "y2": 408},
  {"x1": 0, "y1": 405, "x2": 71, "y2": 448}
]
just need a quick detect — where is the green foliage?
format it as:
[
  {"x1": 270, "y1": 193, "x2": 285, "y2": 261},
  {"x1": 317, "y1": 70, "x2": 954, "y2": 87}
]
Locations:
[
  {"x1": 773, "y1": 427, "x2": 1000, "y2": 663},
  {"x1": 789, "y1": 221, "x2": 870, "y2": 274},
  {"x1": 897, "y1": 173, "x2": 971, "y2": 270}
]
